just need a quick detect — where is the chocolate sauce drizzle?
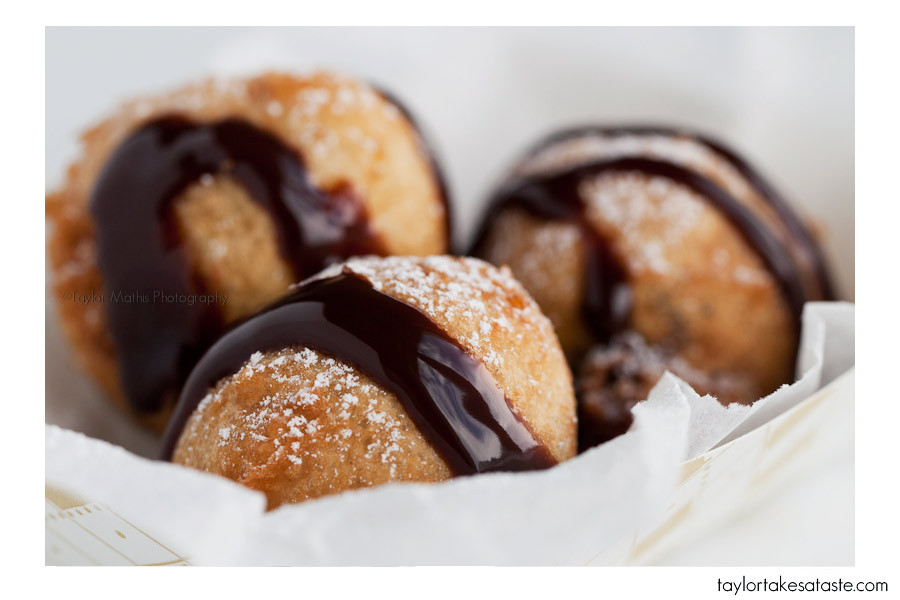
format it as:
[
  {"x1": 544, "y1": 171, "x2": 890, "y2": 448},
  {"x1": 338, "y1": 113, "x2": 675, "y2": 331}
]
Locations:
[
  {"x1": 525, "y1": 126, "x2": 835, "y2": 301},
  {"x1": 472, "y1": 129, "x2": 834, "y2": 348},
  {"x1": 160, "y1": 270, "x2": 557, "y2": 475},
  {"x1": 91, "y1": 117, "x2": 384, "y2": 413}
]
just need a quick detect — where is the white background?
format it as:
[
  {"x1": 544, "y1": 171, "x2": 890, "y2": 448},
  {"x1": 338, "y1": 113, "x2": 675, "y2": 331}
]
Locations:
[{"x1": 44, "y1": 27, "x2": 854, "y2": 566}]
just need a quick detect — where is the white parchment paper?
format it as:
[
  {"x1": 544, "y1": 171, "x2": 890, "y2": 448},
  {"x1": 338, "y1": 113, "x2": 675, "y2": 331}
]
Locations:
[{"x1": 45, "y1": 302, "x2": 854, "y2": 565}]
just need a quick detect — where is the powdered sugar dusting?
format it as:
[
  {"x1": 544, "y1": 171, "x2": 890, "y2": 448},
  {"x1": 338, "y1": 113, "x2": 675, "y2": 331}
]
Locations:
[
  {"x1": 511, "y1": 132, "x2": 776, "y2": 285},
  {"x1": 480, "y1": 212, "x2": 583, "y2": 311},
  {"x1": 314, "y1": 255, "x2": 556, "y2": 364},
  {"x1": 517, "y1": 132, "x2": 760, "y2": 207},
  {"x1": 581, "y1": 172, "x2": 705, "y2": 274},
  {"x1": 180, "y1": 345, "x2": 421, "y2": 485},
  {"x1": 177, "y1": 256, "x2": 565, "y2": 492},
  {"x1": 283, "y1": 74, "x2": 391, "y2": 168},
  {"x1": 102, "y1": 73, "x2": 394, "y2": 168}
]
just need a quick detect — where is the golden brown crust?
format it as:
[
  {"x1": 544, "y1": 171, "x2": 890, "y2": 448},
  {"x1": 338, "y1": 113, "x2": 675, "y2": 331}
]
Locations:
[
  {"x1": 172, "y1": 176, "x2": 296, "y2": 322},
  {"x1": 173, "y1": 256, "x2": 577, "y2": 507},
  {"x1": 173, "y1": 347, "x2": 453, "y2": 508},
  {"x1": 477, "y1": 212, "x2": 591, "y2": 359},
  {"x1": 585, "y1": 171, "x2": 794, "y2": 395},
  {"x1": 46, "y1": 72, "x2": 448, "y2": 428}
]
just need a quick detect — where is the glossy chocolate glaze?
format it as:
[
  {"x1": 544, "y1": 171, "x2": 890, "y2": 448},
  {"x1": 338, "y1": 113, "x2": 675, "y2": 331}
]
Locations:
[
  {"x1": 472, "y1": 130, "x2": 835, "y2": 349},
  {"x1": 90, "y1": 117, "x2": 382, "y2": 413},
  {"x1": 160, "y1": 270, "x2": 557, "y2": 475},
  {"x1": 524, "y1": 125, "x2": 835, "y2": 301},
  {"x1": 472, "y1": 165, "x2": 634, "y2": 343}
]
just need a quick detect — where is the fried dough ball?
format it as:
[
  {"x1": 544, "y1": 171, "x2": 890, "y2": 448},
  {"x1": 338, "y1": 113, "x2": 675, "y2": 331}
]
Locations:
[
  {"x1": 46, "y1": 72, "x2": 449, "y2": 429},
  {"x1": 171, "y1": 256, "x2": 576, "y2": 507},
  {"x1": 473, "y1": 127, "x2": 832, "y2": 447}
]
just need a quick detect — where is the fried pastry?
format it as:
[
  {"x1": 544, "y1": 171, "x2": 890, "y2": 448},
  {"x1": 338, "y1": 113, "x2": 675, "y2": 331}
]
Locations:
[
  {"x1": 471, "y1": 126, "x2": 834, "y2": 448},
  {"x1": 165, "y1": 256, "x2": 576, "y2": 507},
  {"x1": 46, "y1": 72, "x2": 449, "y2": 429}
]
